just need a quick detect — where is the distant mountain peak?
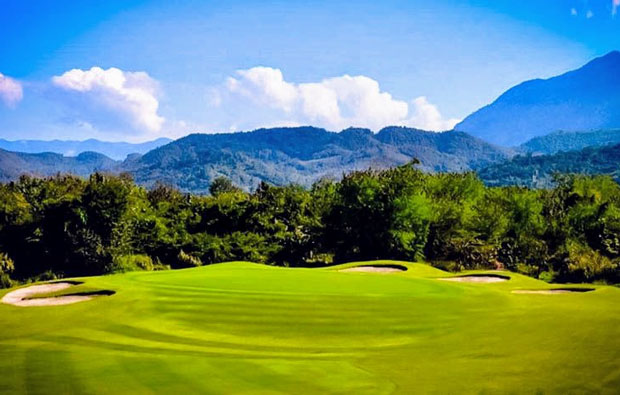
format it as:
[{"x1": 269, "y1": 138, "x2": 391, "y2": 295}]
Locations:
[
  {"x1": 570, "y1": 50, "x2": 620, "y2": 76},
  {"x1": 456, "y1": 51, "x2": 620, "y2": 146},
  {"x1": 596, "y1": 49, "x2": 620, "y2": 61},
  {"x1": 0, "y1": 137, "x2": 172, "y2": 160}
]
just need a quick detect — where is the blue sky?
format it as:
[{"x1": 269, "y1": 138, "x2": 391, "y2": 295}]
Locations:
[{"x1": 0, "y1": 0, "x2": 618, "y2": 142}]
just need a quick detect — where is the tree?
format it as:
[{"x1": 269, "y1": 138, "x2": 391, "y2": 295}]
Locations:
[{"x1": 209, "y1": 177, "x2": 241, "y2": 196}]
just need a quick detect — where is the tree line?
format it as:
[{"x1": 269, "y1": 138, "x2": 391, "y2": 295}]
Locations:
[{"x1": 0, "y1": 163, "x2": 619, "y2": 287}]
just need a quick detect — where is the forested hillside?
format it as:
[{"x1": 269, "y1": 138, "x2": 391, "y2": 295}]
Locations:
[
  {"x1": 126, "y1": 126, "x2": 510, "y2": 192},
  {"x1": 479, "y1": 144, "x2": 620, "y2": 187},
  {"x1": 0, "y1": 149, "x2": 117, "y2": 182},
  {"x1": 519, "y1": 129, "x2": 620, "y2": 155}
]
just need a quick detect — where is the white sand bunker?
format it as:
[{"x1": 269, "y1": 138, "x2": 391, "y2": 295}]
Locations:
[
  {"x1": 513, "y1": 288, "x2": 594, "y2": 295},
  {"x1": 439, "y1": 274, "x2": 510, "y2": 283},
  {"x1": 340, "y1": 265, "x2": 407, "y2": 273},
  {"x1": 1, "y1": 282, "x2": 114, "y2": 307}
]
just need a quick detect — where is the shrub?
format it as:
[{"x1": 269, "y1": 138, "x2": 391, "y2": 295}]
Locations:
[
  {"x1": 152, "y1": 258, "x2": 171, "y2": 271},
  {"x1": 209, "y1": 177, "x2": 242, "y2": 196},
  {"x1": 0, "y1": 273, "x2": 13, "y2": 289},
  {"x1": 431, "y1": 260, "x2": 460, "y2": 272},
  {"x1": 304, "y1": 252, "x2": 334, "y2": 267},
  {"x1": 566, "y1": 241, "x2": 617, "y2": 282},
  {"x1": 0, "y1": 252, "x2": 14, "y2": 274},
  {"x1": 440, "y1": 238, "x2": 499, "y2": 271},
  {"x1": 538, "y1": 271, "x2": 555, "y2": 282},
  {"x1": 33, "y1": 270, "x2": 59, "y2": 282},
  {"x1": 177, "y1": 250, "x2": 202, "y2": 268},
  {"x1": 108, "y1": 254, "x2": 154, "y2": 273}
]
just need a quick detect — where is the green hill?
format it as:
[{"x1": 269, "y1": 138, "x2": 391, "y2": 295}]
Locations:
[
  {"x1": 520, "y1": 129, "x2": 620, "y2": 155},
  {"x1": 126, "y1": 126, "x2": 510, "y2": 193},
  {"x1": 1, "y1": 261, "x2": 618, "y2": 393},
  {"x1": 0, "y1": 149, "x2": 118, "y2": 182},
  {"x1": 0, "y1": 127, "x2": 511, "y2": 193},
  {"x1": 479, "y1": 143, "x2": 620, "y2": 187}
]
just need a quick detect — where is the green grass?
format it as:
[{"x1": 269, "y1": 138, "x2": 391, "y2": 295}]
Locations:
[{"x1": 1, "y1": 261, "x2": 619, "y2": 394}]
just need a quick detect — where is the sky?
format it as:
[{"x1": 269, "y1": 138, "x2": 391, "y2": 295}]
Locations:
[{"x1": 0, "y1": 0, "x2": 618, "y2": 142}]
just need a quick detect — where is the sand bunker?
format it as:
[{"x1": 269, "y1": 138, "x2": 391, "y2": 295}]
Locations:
[
  {"x1": 340, "y1": 264, "x2": 407, "y2": 273},
  {"x1": 439, "y1": 274, "x2": 510, "y2": 283},
  {"x1": 512, "y1": 288, "x2": 594, "y2": 295},
  {"x1": 1, "y1": 282, "x2": 114, "y2": 307}
]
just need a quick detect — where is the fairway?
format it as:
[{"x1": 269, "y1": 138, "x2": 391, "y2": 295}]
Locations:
[{"x1": 1, "y1": 261, "x2": 619, "y2": 394}]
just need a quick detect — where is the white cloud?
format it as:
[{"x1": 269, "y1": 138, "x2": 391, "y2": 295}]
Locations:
[
  {"x1": 0, "y1": 73, "x2": 23, "y2": 108},
  {"x1": 227, "y1": 67, "x2": 298, "y2": 112},
  {"x1": 586, "y1": 9, "x2": 594, "y2": 18},
  {"x1": 405, "y1": 97, "x2": 461, "y2": 131},
  {"x1": 613, "y1": 0, "x2": 620, "y2": 16},
  {"x1": 571, "y1": 7, "x2": 578, "y2": 16},
  {"x1": 217, "y1": 67, "x2": 457, "y2": 131},
  {"x1": 52, "y1": 67, "x2": 164, "y2": 134}
]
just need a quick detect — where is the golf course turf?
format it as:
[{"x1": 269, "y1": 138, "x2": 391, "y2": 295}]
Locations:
[{"x1": 1, "y1": 261, "x2": 619, "y2": 394}]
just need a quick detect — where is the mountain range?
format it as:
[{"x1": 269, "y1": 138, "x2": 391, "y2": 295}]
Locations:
[
  {"x1": 1, "y1": 51, "x2": 620, "y2": 191},
  {"x1": 0, "y1": 138, "x2": 171, "y2": 160},
  {"x1": 457, "y1": 51, "x2": 620, "y2": 146},
  {"x1": 0, "y1": 150, "x2": 117, "y2": 182},
  {"x1": 0, "y1": 127, "x2": 510, "y2": 192},
  {"x1": 125, "y1": 126, "x2": 509, "y2": 192}
]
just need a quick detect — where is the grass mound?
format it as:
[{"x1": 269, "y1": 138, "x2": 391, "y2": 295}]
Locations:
[{"x1": 0, "y1": 260, "x2": 619, "y2": 393}]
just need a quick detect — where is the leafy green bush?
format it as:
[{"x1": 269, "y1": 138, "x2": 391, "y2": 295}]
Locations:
[
  {"x1": 566, "y1": 241, "x2": 617, "y2": 282},
  {"x1": 209, "y1": 177, "x2": 242, "y2": 196},
  {"x1": 0, "y1": 273, "x2": 13, "y2": 289},
  {"x1": 152, "y1": 258, "x2": 171, "y2": 271},
  {"x1": 441, "y1": 238, "x2": 499, "y2": 271},
  {"x1": 0, "y1": 252, "x2": 14, "y2": 274},
  {"x1": 0, "y1": 273, "x2": 14, "y2": 289},
  {"x1": 538, "y1": 271, "x2": 555, "y2": 282},
  {"x1": 177, "y1": 250, "x2": 202, "y2": 268},
  {"x1": 108, "y1": 254, "x2": 154, "y2": 273},
  {"x1": 32, "y1": 270, "x2": 59, "y2": 282}
]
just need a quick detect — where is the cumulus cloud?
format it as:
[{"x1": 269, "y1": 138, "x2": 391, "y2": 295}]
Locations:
[
  {"x1": 405, "y1": 97, "x2": 461, "y2": 131},
  {"x1": 613, "y1": 0, "x2": 620, "y2": 16},
  {"x1": 571, "y1": 7, "x2": 578, "y2": 16},
  {"x1": 217, "y1": 67, "x2": 457, "y2": 132},
  {"x1": 227, "y1": 67, "x2": 298, "y2": 112},
  {"x1": 52, "y1": 67, "x2": 164, "y2": 134},
  {"x1": 0, "y1": 73, "x2": 23, "y2": 108}
]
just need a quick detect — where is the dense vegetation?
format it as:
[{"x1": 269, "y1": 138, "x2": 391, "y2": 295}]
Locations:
[
  {"x1": 519, "y1": 129, "x2": 620, "y2": 155},
  {"x1": 479, "y1": 143, "x2": 620, "y2": 188},
  {"x1": 1, "y1": 162, "x2": 618, "y2": 287}
]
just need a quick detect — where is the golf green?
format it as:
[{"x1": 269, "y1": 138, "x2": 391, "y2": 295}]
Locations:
[{"x1": 1, "y1": 261, "x2": 619, "y2": 394}]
